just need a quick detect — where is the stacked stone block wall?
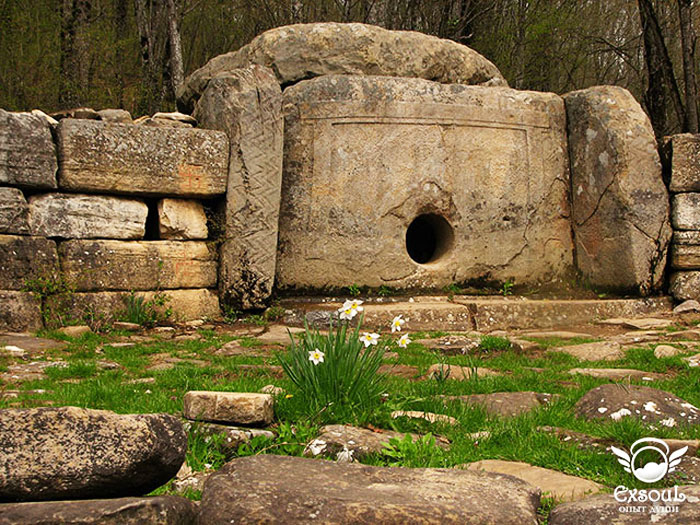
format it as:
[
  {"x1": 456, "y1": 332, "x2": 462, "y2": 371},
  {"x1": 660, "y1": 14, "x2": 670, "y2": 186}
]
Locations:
[
  {"x1": 666, "y1": 134, "x2": 700, "y2": 301},
  {"x1": 0, "y1": 109, "x2": 227, "y2": 331}
]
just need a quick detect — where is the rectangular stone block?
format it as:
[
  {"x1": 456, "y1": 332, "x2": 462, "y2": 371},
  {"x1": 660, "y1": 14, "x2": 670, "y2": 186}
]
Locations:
[
  {"x1": 0, "y1": 235, "x2": 58, "y2": 290},
  {"x1": 57, "y1": 120, "x2": 229, "y2": 197},
  {"x1": 671, "y1": 231, "x2": 700, "y2": 269},
  {"x1": 183, "y1": 391, "x2": 273, "y2": 426},
  {"x1": 29, "y1": 193, "x2": 148, "y2": 239},
  {"x1": 0, "y1": 110, "x2": 57, "y2": 189},
  {"x1": 672, "y1": 193, "x2": 700, "y2": 230},
  {"x1": 277, "y1": 76, "x2": 573, "y2": 291},
  {"x1": 46, "y1": 289, "x2": 220, "y2": 323},
  {"x1": 0, "y1": 291, "x2": 43, "y2": 331},
  {"x1": 0, "y1": 187, "x2": 30, "y2": 234},
  {"x1": 157, "y1": 199, "x2": 208, "y2": 240},
  {"x1": 666, "y1": 133, "x2": 700, "y2": 192},
  {"x1": 59, "y1": 240, "x2": 217, "y2": 291}
]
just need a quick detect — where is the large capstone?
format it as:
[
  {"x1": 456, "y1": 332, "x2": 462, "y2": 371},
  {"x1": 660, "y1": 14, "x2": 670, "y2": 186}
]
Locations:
[
  {"x1": 178, "y1": 22, "x2": 507, "y2": 112},
  {"x1": 277, "y1": 75, "x2": 573, "y2": 290},
  {"x1": 0, "y1": 407, "x2": 186, "y2": 502},
  {"x1": 564, "y1": 86, "x2": 671, "y2": 295}
]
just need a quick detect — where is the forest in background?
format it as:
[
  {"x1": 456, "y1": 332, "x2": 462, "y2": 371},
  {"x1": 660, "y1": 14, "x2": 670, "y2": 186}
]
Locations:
[{"x1": 0, "y1": 0, "x2": 697, "y2": 137}]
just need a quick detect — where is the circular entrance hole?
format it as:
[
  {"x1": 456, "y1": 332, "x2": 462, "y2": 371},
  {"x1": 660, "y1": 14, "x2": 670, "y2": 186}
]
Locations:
[{"x1": 405, "y1": 214, "x2": 454, "y2": 264}]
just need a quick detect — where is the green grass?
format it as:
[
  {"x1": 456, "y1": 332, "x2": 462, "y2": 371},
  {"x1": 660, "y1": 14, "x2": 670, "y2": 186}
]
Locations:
[{"x1": 3, "y1": 326, "x2": 700, "y2": 513}]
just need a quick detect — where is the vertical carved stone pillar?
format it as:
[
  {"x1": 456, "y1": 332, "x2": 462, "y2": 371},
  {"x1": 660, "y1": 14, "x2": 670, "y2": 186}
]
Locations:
[{"x1": 194, "y1": 66, "x2": 283, "y2": 309}]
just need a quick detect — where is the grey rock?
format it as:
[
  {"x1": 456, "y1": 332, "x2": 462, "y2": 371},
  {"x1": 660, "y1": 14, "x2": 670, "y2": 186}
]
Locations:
[
  {"x1": 59, "y1": 240, "x2": 217, "y2": 291},
  {"x1": 0, "y1": 235, "x2": 58, "y2": 290},
  {"x1": 57, "y1": 119, "x2": 228, "y2": 197},
  {"x1": 0, "y1": 109, "x2": 57, "y2": 189},
  {"x1": 198, "y1": 455, "x2": 540, "y2": 524},
  {"x1": 194, "y1": 65, "x2": 283, "y2": 309},
  {"x1": 0, "y1": 292, "x2": 43, "y2": 332},
  {"x1": 97, "y1": 108, "x2": 132, "y2": 123},
  {"x1": 549, "y1": 486, "x2": 700, "y2": 524},
  {"x1": 157, "y1": 199, "x2": 208, "y2": 240},
  {"x1": 665, "y1": 133, "x2": 700, "y2": 192},
  {"x1": 575, "y1": 384, "x2": 700, "y2": 426},
  {"x1": 0, "y1": 406, "x2": 187, "y2": 501},
  {"x1": 178, "y1": 22, "x2": 507, "y2": 112},
  {"x1": 0, "y1": 496, "x2": 197, "y2": 524},
  {"x1": 29, "y1": 193, "x2": 148, "y2": 239},
  {"x1": 0, "y1": 187, "x2": 30, "y2": 234},
  {"x1": 564, "y1": 86, "x2": 671, "y2": 295}
]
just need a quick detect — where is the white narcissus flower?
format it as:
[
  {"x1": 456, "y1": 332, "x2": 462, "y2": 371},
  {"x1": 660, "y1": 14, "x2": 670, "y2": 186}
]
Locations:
[
  {"x1": 359, "y1": 332, "x2": 380, "y2": 347},
  {"x1": 308, "y1": 348, "x2": 325, "y2": 365},
  {"x1": 397, "y1": 334, "x2": 411, "y2": 348},
  {"x1": 391, "y1": 315, "x2": 405, "y2": 332},
  {"x1": 338, "y1": 299, "x2": 364, "y2": 320}
]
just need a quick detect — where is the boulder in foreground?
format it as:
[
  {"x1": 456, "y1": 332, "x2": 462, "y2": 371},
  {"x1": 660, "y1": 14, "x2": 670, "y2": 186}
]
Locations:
[
  {"x1": 0, "y1": 496, "x2": 197, "y2": 524},
  {"x1": 198, "y1": 454, "x2": 540, "y2": 524},
  {"x1": 0, "y1": 407, "x2": 186, "y2": 502}
]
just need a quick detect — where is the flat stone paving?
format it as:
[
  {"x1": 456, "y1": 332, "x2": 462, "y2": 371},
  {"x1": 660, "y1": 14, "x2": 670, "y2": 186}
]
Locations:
[{"x1": 4, "y1": 295, "x2": 700, "y2": 523}]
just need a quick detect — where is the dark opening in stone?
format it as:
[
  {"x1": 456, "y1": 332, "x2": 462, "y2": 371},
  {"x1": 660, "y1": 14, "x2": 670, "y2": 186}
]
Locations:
[{"x1": 405, "y1": 214, "x2": 454, "y2": 264}]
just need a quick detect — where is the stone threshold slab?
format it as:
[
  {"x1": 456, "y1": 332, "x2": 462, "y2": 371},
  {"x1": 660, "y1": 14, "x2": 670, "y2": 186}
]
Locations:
[{"x1": 279, "y1": 296, "x2": 672, "y2": 331}]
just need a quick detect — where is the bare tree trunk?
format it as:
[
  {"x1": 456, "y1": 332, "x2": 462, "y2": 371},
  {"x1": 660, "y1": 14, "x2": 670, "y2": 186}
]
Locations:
[
  {"x1": 638, "y1": 0, "x2": 685, "y2": 137},
  {"x1": 678, "y1": 0, "x2": 698, "y2": 133},
  {"x1": 135, "y1": 0, "x2": 161, "y2": 114},
  {"x1": 166, "y1": 0, "x2": 184, "y2": 96},
  {"x1": 59, "y1": 0, "x2": 90, "y2": 107}
]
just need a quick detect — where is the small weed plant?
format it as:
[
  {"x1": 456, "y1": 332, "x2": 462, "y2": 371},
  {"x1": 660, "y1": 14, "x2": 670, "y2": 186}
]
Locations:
[
  {"x1": 120, "y1": 291, "x2": 172, "y2": 327},
  {"x1": 380, "y1": 433, "x2": 447, "y2": 468}
]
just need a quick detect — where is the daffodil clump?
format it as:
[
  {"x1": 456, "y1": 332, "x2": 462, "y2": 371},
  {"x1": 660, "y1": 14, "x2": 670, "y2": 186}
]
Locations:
[{"x1": 276, "y1": 299, "x2": 412, "y2": 421}]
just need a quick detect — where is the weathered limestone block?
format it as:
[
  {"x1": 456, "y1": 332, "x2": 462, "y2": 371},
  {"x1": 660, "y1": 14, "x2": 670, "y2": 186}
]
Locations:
[
  {"x1": 178, "y1": 23, "x2": 507, "y2": 112},
  {"x1": 97, "y1": 108, "x2": 133, "y2": 123},
  {"x1": 194, "y1": 66, "x2": 283, "y2": 308},
  {"x1": 0, "y1": 291, "x2": 42, "y2": 332},
  {"x1": 29, "y1": 193, "x2": 148, "y2": 239},
  {"x1": 672, "y1": 193, "x2": 700, "y2": 230},
  {"x1": 0, "y1": 109, "x2": 57, "y2": 189},
  {"x1": 670, "y1": 271, "x2": 700, "y2": 301},
  {"x1": 0, "y1": 407, "x2": 186, "y2": 501},
  {"x1": 183, "y1": 391, "x2": 273, "y2": 426},
  {"x1": 0, "y1": 496, "x2": 198, "y2": 525},
  {"x1": 278, "y1": 75, "x2": 573, "y2": 290},
  {"x1": 59, "y1": 240, "x2": 217, "y2": 291},
  {"x1": 671, "y1": 231, "x2": 700, "y2": 269},
  {"x1": 158, "y1": 199, "x2": 208, "y2": 240},
  {"x1": 665, "y1": 133, "x2": 700, "y2": 192},
  {"x1": 57, "y1": 119, "x2": 229, "y2": 197},
  {"x1": 564, "y1": 86, "x2": 671, "y2": 294},
  {"x1": 0, "y1": 235, "x2": 58, "y2": 290},
  {"x1": 0, "y1": 188, "x2": 30, "y2": 234},
  {"x1": 48, "y1": 289, "x2": 221, "y2": 322},
  {"x1": 198, "y1": 455, "x2": 541, "y2": 524}
]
